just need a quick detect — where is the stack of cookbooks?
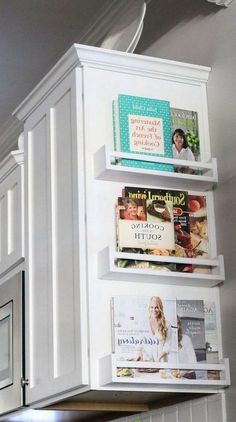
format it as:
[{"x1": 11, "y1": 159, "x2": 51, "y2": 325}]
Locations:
[
  {"x1": 111, "y1": 296, "x2": 220, "y2": 381},
  {"x1": 116, "y1": 186, "x2": 210, "y2": 274}
]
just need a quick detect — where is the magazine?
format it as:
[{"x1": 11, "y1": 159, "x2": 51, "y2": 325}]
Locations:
[
  {"x1": 171, "y1": 107, "x2": 200, "y2": 160},
  {"x1": 204, "y1": 301, "x2": 219, "y2": 363},
  {"x1": 113, "y1": 94, "x2": 173, "y2": 171},
  {"x1": 171, "y1": 107, "x2": 200, "y2": 174},
  {"x1": 112, "y1": 297, "x2": 221, "y2": 382},
  {"x1": 188, "y1": 194, "x2": 209, "y2": 259},
  {"x1": 177, "y1": 299, "x2": 207, "y2": 380}
]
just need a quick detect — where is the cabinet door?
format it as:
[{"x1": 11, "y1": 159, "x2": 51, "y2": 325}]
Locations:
[
  {"x1": 0, "y1": 272, "x2": 23, "y2": 414},
  {"x1": 24, "y1": 69, "x2": 89, "y2": 405},
  {"x1": 0, "y1": 153, "x2": 24, "y2": 277}
]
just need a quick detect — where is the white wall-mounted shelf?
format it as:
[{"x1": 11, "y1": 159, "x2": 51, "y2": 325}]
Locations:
[
  {"x1": 94, "y1": 146, "x2": 218, "y2": 191},
  {"x1": 99, "y1": 355, "x2": 230, "y2": 393},
  {"x1": 98, "y1": 247, "x2": 225, "y2": 287}
]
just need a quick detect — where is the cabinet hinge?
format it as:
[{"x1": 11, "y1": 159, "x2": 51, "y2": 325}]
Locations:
[{"x1": 21, "y1": 377, "x2": 29, "y2": 388}]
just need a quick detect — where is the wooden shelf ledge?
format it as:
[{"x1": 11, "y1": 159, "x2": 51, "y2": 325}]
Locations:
[{"x1": 94, "y1": 145, "x2": 218, "y2": 191}]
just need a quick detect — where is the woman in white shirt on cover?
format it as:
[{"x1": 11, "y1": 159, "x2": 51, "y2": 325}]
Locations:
[{"x1": 172, "y1": 128, "x2": 195, "y2": 173}]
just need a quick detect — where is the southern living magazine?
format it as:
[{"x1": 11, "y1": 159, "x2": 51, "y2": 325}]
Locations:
[
  {"x1": 112, "y1": 94, "x2": 173, "y2": 172},
  {"x1": 188, "y1": 194, "x2": 209, "y2": 259},
  {"x1": 116, "y1": 194, "x2": 175, "y2": 254}
]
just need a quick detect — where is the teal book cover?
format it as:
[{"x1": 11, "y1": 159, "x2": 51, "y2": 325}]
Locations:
[{"x1": 113, "y1": 94, "x2": 173, "y2": 172}]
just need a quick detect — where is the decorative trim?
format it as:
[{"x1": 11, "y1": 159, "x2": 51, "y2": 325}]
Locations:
[
  {"x1": 207, "y1": 0, "x2": 234, "y2": 6},
  {"x1": 0, "y1": 117, "x2": 23, "y2": 162},
  {"x1": 0, "y1": 149, "x2": 24, "y2": 184},
  {"x1": 13, "y1": 44, "x2": 211, "y2": 122}
]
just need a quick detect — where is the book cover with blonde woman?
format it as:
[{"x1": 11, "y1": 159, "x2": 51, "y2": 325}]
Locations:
[{"x1": 111, "y1": 296, "x2": 178, "y2": 366}]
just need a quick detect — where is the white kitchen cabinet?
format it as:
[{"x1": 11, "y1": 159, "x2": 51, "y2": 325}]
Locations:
[
  {"x1": 14, "y1": 70, "x2": 89, "y2": 406},
  {"x1": 12, "y1": 44, "x2": 229, "y2": 407}
]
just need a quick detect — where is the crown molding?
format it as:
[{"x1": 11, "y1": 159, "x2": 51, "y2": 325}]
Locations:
[
  {"x1": 0, "y1": 149, "x2": 24, "y2": 184},
  {"x1": 207, "y1": 0, "x2": 234, "y2": 6},
  {"x1": 0, "y1": 117, "x2": 23, "y2": 162},
  {"x1": 13, "y1": 43, "x2": 211, "y2": 123}
]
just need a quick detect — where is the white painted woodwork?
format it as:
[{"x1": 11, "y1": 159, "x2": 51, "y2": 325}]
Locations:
[
  {"x1": 0, "y1": 273, "x2": 23, "y2": 414},
  {"x1": 22, "y1": 69, "x2": 89, "y2": 405},
  {"x1": 0, "y1": 150, "x2": 24, "y2": 279},
  {"x1": 79, "y1": 47, "x2": 225, "y2": 394},
  {"x1": 207, "y1": 0, "x2": 234, "y2": 6},
  {"x1": 98, "y1": 247, "x2": 225, "y2": 287},
  {"x1": 12, "y1": 45, "x2": 227, "y2": 405},
  {"x1": 0, "y1": 119, "x2": 23, "y2": 164},
  {"x1": 99, "y1": 355, "x2": 230, "y2": 392},
  {"x1": 94, "y1": 145, "x2": 218, "y2": 191}
]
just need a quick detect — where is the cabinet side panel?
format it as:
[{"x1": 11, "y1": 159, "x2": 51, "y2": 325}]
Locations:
[
  {"x1": 26, "y1": 115, "x2": 50, "y2": 388},
  {"x1": 50, "y1": 90, "x2": 76, "y2": 377},
  {"x1": 24, "y1": 69, "x2": 89, "y2": 405}
]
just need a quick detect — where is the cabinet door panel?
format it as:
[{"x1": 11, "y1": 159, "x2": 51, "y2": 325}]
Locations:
[{"x1": 0, "y1": 157, "x2": 24, "y2": 277}]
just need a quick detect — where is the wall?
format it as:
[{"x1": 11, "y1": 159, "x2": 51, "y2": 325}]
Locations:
[
  {"x1": 135, "y1": 0, "x2": 236, "y2": 420},
  {"x1": 112, "y1": 394, "x2": 225, "y2": 422},
  {"x1": 137, "y1": 0, "x2": 236, "y2": 184}
]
